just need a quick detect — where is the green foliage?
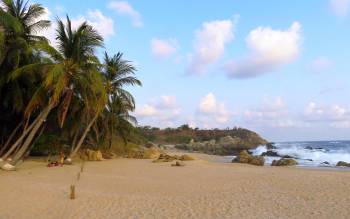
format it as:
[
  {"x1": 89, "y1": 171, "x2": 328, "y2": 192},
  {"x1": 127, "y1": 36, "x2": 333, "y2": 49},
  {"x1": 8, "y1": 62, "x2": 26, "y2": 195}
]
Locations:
[{"x1": 0, "y1": 0, "x2": 141, "y2": 161}]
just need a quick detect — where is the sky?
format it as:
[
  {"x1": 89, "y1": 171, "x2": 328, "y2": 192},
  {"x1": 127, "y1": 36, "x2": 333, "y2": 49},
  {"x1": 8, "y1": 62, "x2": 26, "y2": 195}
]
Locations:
[{"x1": 34, "y1": 0, "x2": 350, "y2": 141}]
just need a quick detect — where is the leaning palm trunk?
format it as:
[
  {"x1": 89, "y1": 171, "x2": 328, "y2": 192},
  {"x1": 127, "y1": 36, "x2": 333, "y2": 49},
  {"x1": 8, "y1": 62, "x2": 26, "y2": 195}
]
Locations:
[
  {"x1": 1, "y1": 113, "x2": 43, "y2": 161},
  {"x1": 0, "y1": 102, "x2": 55, "y2": 169},
  {"x1": 10, "y1": 102, "x2": 55, "y2": 165},
  {"x1": 0, "y1": 121, "x2": 22, "y2": 157},
  {"x1": 70, "y1": 112, "x2": 100, "y2": 158}
]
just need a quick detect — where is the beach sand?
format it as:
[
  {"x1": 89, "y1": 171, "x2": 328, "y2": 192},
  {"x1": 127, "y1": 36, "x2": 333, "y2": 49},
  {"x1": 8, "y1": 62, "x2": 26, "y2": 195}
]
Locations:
[{"x1": 1, "y1": 154, "x2": 350, "y2": 219}]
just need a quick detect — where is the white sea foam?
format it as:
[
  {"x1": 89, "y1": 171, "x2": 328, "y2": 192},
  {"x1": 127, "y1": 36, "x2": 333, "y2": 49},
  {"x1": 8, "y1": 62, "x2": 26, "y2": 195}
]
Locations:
[{"x1": 250, "y1": 142, "x2": 350, "y2": 167}]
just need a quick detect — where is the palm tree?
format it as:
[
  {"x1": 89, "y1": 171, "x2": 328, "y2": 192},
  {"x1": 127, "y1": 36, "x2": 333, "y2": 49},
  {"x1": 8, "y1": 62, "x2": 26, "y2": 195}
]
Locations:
[
  {"x1": 1, "y1": 16, "x2": 106, "y2": 167},
  {"x1": 0, "y1": 0, "x2": 50, "y2": 161},
  {"x1": 101, "y1": 52, "x2": 141, "y2": 148}
]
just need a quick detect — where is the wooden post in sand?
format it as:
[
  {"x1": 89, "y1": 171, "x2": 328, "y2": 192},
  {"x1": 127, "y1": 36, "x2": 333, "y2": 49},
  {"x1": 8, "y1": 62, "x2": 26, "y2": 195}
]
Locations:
[
  {"x1": 77, "y1": 172, "x2": 81, "y2": 180},
  {"x1": 70, "y1": 185, "x2": 75, "y2": 199},
  {"x1": 80, "y1": 161, "x2": 85, "y2": 172}
]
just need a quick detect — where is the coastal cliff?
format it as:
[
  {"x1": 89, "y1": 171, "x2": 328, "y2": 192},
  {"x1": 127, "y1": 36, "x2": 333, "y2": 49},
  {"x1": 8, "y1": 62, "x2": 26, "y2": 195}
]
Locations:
[{"x1": 138, "y1": 126, "x2": 268, "y2": 155}]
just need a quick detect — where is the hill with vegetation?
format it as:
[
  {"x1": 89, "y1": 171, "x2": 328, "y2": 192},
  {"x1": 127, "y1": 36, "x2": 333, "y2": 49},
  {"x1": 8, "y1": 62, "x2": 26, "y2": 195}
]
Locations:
[{"x1": 138, "y1": 125, "x2": 268, "y2": 155}]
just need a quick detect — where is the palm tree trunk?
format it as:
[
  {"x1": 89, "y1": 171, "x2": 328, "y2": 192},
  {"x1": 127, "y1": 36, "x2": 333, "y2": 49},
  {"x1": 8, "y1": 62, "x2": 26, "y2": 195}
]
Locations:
[
  {"x1": 0, "y1": 121, "x2": 22, "y2": 157},
  {"x1": 10, "y1": 102, "x2": 55, "y2": 165},
  {"x1": 70, "y1": 112, "x2": 99, "y2": 158},
  {"x1": 1, "y1": 113, "x2": 43, "y2": 161},
  {"x1": 70, "y1": 130, "x2": 79, "y2": 154}
]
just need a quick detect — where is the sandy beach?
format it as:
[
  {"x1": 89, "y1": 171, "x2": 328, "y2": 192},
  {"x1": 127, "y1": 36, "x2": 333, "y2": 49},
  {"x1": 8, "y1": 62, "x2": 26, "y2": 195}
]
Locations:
[{"x1": 1, "y1": 154, "x2": 350, "y2": 219}]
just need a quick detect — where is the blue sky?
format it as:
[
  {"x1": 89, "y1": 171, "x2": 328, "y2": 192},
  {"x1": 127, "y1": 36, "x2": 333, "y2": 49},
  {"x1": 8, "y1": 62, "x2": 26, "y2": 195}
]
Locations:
[{"x1": 35, "y1": 0, "x2": 350, "y2": 141}]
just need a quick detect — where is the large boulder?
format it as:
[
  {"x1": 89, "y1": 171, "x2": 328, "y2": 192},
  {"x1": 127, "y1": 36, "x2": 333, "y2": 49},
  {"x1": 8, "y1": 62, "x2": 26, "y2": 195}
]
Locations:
[
  {"x1": 249, "y1": 156, "x2": 265, "y2": 166},
  {"x1": 142, "y1": 147, "x2": 162, "y2": 159},
  {"x1": 232, "y1": 150, "x2": 265, "y2": 166},
  {"x1": 233, "y1": 150, "x2": 252, "y2": 163},
  {"x1": 271, "y1": 158, "x2": 298, "y2": 166},
  {"x1": 336, "y1": 161, "x2": 350, "y2": 167},
  {"x1": 85, "y1": 149, "x2": 104, "y2": 161}
]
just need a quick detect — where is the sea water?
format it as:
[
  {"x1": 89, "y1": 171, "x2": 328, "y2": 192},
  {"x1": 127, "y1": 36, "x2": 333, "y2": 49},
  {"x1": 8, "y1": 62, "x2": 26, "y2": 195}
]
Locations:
[{"x1": 225, "y1": 141, "x2": 350, "y2": 168}]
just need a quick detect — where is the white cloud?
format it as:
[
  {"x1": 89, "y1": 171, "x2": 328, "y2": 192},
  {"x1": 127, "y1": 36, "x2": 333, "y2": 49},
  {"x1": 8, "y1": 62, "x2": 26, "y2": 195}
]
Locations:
[
  {"x1": 108, "y1": 1, "x2": 143, "y2": 27},
  {"x1": 151, "y1": 38, "x2": 179, "y2": 59},
  {"x1": 303, "y1": 102, "x2": 350, "y2": 127},
  {"x1": 71, "y1": 10, "x2": 115, "y2": 39},
  {"x1": 34, "y1": 7, "x2": 56, "y2": 44},
  {"x1": 329, "y1": 0, "x2": 350, "y2": 17},
  {"x1": 40, "y1": 9, "x2": 114, "y2": 47},
  {"x1": 225, "y1": 22, "x2": 302, "y2": 79},
  {"x1": 242, "y1": 96, "x2": 302, "y2": 128},
  {"x1": 134, "y1": 95, "x2": 182, "y2": 127},
  {"x1": 188, "y1": 17, "x2": 237, "y2": 75},
  {"x1": 135, "y1": 104, "x2": 157, "y2": 117},
  {"x1": 197, "y1": 93, "x2": 231, "y2": 124},
  {"x1": 310, "y1": 57, "x2": 332, "y2": 73}
]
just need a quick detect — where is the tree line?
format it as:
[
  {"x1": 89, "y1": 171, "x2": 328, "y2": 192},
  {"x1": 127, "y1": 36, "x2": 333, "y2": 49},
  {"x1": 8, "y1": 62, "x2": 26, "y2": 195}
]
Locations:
[{"x1": 0, "y1": 0, "x2": 141, "y2": 170}]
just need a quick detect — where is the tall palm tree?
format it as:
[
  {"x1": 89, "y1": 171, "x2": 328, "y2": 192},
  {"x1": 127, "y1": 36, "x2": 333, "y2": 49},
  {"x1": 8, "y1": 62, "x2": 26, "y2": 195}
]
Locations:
[
  {"x1": 2, "y1": 16, "x2": 106, "y2": 167},
  {"x1": 0, "y1": 0, "x2": 50, "y2": 160},
  {"x1": 101, "y1": 52, "x2": 141, "y2": 148}
]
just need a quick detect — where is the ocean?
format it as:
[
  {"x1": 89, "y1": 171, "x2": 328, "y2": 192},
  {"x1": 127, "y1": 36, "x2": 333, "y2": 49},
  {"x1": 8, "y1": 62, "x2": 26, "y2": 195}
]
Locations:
[{"x1": 228, "y1": 141, "x2": 350, "y2": 168}]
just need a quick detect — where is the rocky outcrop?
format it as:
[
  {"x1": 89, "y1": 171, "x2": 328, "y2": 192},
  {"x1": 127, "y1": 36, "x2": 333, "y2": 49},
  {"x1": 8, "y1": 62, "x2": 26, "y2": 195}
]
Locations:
[
  {"x1": 86, "y1": 149, "x2": 104, "y2": 161},
  {"x1": 336, "y1": 161, "x2": 350, "y2": 167},
  {"x1": 127, "y1": 147, "x2": 162, "y2": 159},
  {"x1": 152, "y1": 153, "x2": 195, "y2": 163},
  {"x1": 232, "y1": 150, "x2": 265, "y2": 166},
  {"x1": 271, "y1": 158, "x2": 298, "y2": 166},
  {"x1": 176, "y1": 134, "x2": 268, "y2": 156},
  {"x1": 102, "y1": 151, "x2": 117, "y2": 159},
  {"x1": 142, "y1": 147, "x2": 162, "y2": 159}
]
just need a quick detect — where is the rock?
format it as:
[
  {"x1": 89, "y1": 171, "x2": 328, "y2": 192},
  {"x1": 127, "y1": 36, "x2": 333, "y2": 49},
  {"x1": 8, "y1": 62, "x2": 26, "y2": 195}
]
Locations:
[
  {"x1": 218, "y1": 135, "x2": 239, "y2": 146},
  {"x1": 179, "y1": 154, "x2": 195, "y2": 161},
  {"x1": 305, "y1": 146, "x2": 313, "y2": 150},
  {"x1": 321, "y1": 161, "x2": 330, "y2": 165},
  {"x1": 233, "y1": 150, "x2": 252, "y2": 163},
  {"x1": 96, "y1": 151, "x2": 103, "y2": 161},
  {"x1": 79, "y1": 152, "x2": 89, "y2": 161},
  {"x1": 127, "y1": 148, "x2": 144, "y2": 159},
  {"x1": 266, "y1": 142, "x2": 276, "y2": 150},
  {"x1": 153, "y1": 153, "x2": 179, "y2": 163},
  {"x1": 249, "y1": 156, "x2": 265, "y2": 166},
  {"x1": 64, "y1": 158, "x2": 72, "y2": 165},
  {"x1": 86, "y1": 149, "x2": 95, "y2": 160},
  {"x1": 336, "y1": 161, "x2": 350, "y2": 167},
  {"x1": 232, "y1": 150, "x2": 265, "y2": 166},
  {"x1": 1, "y1": 163, "x2": 16, "y2": 171},
  {"x1": 305, "y1": 159, "x2": 313, "y2": 161},
  {"x1": 271, "y1": 158, "x2": 298, "y2": 166},
  {"x1": 102, "y1": 151, "x2": 117, "y2": 159},
  {"x1": 143, "y1": 147, "x2": 162, "y2": 159},
  {"x1": 171, "y1": 161, "x2": 185, "y2": 167},
  {"x1": 145, "y1": 142, "x2": 157, "y2": 148},
  {"x1": 85, "y1": 149, "x2": 104, "y2": 161},
  {"x1": 261, "y1": 151, "x2": 279, "y2": 157},
  {"x1": 282, "y1": 155, "x2": 295, "y2": 159}
]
